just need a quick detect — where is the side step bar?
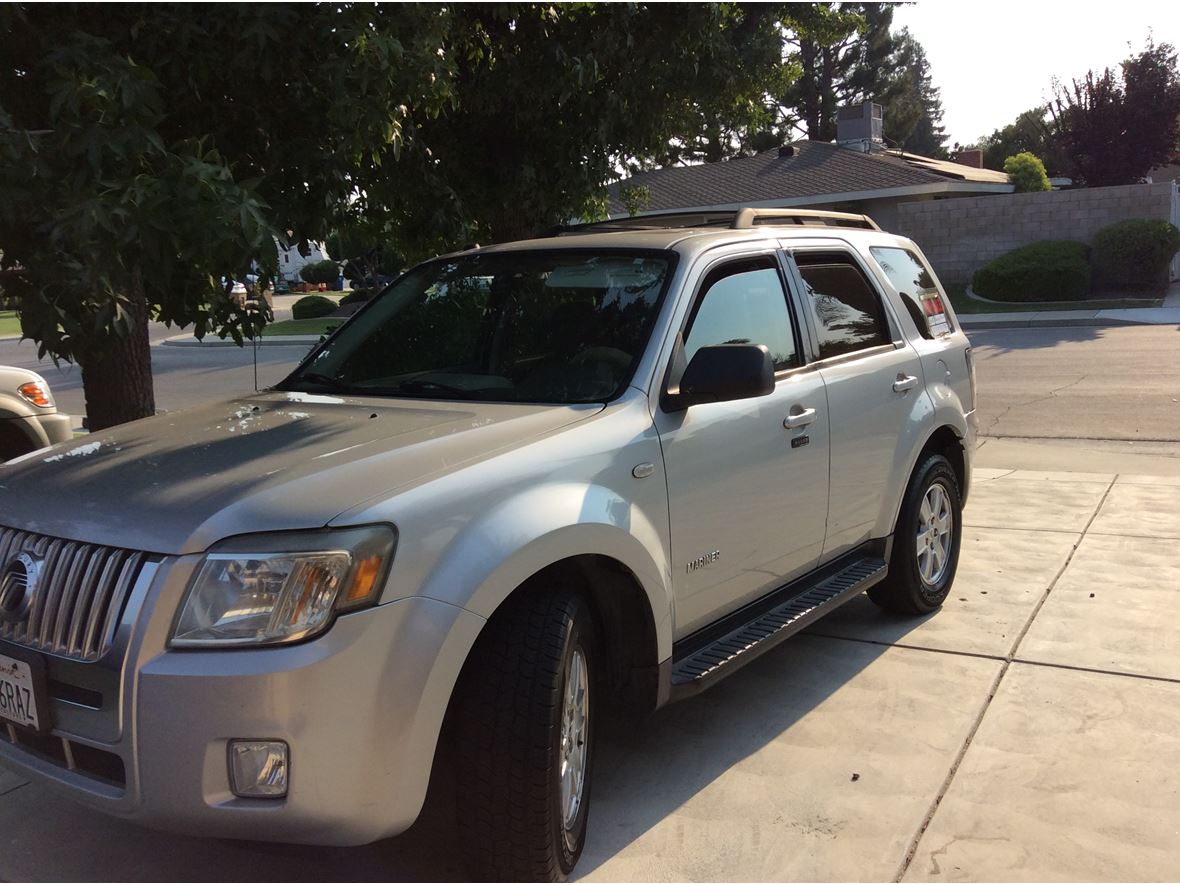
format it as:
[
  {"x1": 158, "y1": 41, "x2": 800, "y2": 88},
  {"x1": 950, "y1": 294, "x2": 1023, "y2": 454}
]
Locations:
[{"x1": 668, "y1": 554, "x2": 888, "y2": 700}]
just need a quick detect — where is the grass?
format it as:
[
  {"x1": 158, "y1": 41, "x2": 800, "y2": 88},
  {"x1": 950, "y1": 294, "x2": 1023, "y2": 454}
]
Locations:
[
  {"x1": 260, "y1": 316, "x2": 343, "y2": 337},
  {"x1": 945, "y1": 285, "x2": 1163, "y2": 315},
  {"x1": 0, "y1": 310, "x2": 22, "y2": 337}
]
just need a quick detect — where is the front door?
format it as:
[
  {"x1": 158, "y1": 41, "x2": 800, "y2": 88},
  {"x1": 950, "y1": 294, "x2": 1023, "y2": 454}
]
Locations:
[{"x1": 655, "y1": 254, "x2": 830, "y2": 638}]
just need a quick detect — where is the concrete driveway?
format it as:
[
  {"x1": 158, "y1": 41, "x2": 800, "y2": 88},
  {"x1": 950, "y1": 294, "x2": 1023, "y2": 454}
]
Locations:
[{"x1": 2, "y1": 467, "x2": 1178, "y2": 881}]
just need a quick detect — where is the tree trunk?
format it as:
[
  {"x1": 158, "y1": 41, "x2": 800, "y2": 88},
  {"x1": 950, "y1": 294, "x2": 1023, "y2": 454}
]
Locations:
[{"x1": 79, "y1": 279, "x2": 156, "y2": 431}]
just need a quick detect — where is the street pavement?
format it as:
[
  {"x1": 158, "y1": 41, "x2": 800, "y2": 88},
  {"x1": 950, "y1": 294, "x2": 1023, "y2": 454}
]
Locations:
[{"x1": 2, "y1": 466, "x2": 1179, "y2": 880}]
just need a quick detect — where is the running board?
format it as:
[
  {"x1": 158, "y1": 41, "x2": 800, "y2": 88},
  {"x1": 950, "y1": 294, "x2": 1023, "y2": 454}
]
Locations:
[{"x1": 669, "y1": 554, "x2": 888, "y2": 699}]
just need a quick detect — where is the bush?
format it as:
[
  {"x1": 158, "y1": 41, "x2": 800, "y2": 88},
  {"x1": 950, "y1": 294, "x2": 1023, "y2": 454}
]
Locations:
[
  {"x1": 1003, "y1": 151, "x2": 1051, "y2": 193},
  {"x1": 299, "y1": 259, "x2": 340, "y2": 285},
  {"x1": 1091, "y1": 219, "x2": 1180, "y2": 292},
  {"x1": 339, "y1": 287, "x2": 374, "y2": 307},
  {"x1": 291, "y1": 294, "x2": 338, "y2": 319},
  {"x1": 973, "y1": 240, "x2": 1091, "y2": 302}
]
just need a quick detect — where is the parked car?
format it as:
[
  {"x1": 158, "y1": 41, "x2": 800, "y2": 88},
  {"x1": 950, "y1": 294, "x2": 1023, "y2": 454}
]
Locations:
[
  {"x1": 0, "y1": 366, "x2": 72, "y2": 461},
  {"x1": 0, "y1": 209, "x2": 975, "y2": 880}
]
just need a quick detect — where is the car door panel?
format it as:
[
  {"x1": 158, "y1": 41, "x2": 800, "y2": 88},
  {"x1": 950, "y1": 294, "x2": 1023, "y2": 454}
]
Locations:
[{"x1": 655, "y1": 253, "x2": 830, "y2": 639}]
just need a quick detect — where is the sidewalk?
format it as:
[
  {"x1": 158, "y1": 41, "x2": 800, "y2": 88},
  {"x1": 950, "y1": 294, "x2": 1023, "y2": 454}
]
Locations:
[
  {"x1": 958, "y1": 279, "x2": 1180, "y2": 329},
  {"x1": 2, "y1": 463, "x2": 1178, "y2": 880}
]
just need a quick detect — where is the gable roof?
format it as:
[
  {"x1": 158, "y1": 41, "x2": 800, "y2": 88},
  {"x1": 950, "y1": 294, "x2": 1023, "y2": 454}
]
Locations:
[{"x1": 607, "y1": 140, "x2": 1010, "y2": 216}]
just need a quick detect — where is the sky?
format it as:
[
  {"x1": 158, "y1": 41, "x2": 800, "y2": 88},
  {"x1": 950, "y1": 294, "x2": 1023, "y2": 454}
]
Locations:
[{"x1": 891, "y1": 0, "x2": 1180, "y2": 146}]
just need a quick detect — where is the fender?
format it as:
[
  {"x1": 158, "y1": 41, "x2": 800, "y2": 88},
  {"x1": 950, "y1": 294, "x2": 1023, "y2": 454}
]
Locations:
[
  {"x1": 414, "y1": 481, "x2": 674, "y2": 663},
  {"x1": 883, "y1": 396, "x2": 970, "y2": 537}
]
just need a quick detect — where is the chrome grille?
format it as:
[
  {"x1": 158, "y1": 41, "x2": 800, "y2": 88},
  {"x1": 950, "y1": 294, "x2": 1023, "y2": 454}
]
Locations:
[{"x1": 0, "y1": 526, "x2": 146, "y2": 661}]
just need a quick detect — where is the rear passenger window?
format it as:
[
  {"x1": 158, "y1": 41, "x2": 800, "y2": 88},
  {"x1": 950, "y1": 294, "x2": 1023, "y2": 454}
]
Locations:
[
  {"x1": 795, "y1": 254, "x2": 891, "y2": 360},
  {"x1": 684, "y1": 258, "x2": 799, "y2": 371},
  {"x1": 870, "y1": 246, "x2": 953, "y2": 338}
]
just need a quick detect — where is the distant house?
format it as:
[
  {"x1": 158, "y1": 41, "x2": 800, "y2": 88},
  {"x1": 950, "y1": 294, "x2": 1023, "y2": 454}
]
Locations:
[
  {"x1": 606, "y1": 102, "x2": 1012, "y2": 232},
  {"x1": 275, "y1": 239, "x2": 332, "y2": 284}
]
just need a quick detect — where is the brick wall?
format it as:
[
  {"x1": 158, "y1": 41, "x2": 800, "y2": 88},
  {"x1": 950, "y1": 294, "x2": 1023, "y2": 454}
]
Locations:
[{"x1": 894, "y1": 182, "x2": 1175, "y2": 285}]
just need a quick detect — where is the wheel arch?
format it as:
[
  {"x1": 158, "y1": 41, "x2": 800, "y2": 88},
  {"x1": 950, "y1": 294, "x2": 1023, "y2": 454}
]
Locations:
[{"x1": 889, "y1": 422, "x2": 969, "y2": 535}]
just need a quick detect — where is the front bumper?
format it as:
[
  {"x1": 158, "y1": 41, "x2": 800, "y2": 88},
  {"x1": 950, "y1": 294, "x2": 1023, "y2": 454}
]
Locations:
[{"x1": 0, "y1": 556, "x2": 484, "y2": 846}]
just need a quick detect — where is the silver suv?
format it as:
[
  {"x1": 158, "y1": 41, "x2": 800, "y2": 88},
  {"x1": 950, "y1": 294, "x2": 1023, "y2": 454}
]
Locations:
[{"x1": 0, "y1": 209, "x2": 976, "y2": 880}]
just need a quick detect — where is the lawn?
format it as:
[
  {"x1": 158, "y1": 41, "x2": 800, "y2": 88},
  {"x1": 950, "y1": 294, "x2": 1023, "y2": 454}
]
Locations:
[
  {"x1": 944, "y1": 285, "x2": 1162, "y2": 315},
  {"x1": 260, "y1": 316, "x2": 343, "y2": 337},
  {"x1": 0, "y1": 310, "x2": 22, "y2": 338}
]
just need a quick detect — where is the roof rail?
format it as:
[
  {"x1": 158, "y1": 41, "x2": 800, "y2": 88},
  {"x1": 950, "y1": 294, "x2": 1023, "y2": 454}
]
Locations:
[
  {"x1": 731, "y1": 207, "x2": 880, "y2": 231},
  {"x1": 547, "y1": 207, "x2": 880, "y2": 237}
]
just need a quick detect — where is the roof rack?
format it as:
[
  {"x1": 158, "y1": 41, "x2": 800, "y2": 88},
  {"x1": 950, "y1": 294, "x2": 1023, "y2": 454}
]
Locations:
[
  {"x1": 549, "y1": 207, "x2": 879, "y2": 236},
  {"x1": 731, "y1": 207, "x2": 880, "y2": 230}
]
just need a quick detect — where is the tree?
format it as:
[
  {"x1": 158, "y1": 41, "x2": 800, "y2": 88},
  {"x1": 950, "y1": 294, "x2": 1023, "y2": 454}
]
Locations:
[
  {"x1": 1051, "y1": 38, "x2": 1180, "y2": 187},
  {"x1": 392, "y1": 4, "x2": 805, "y2": 243},
  {"x1": 0, "y1": 4, "x2": 454, "y2": 429},
  {"x1": 877, "y1": 29, "x2": 947, "y2": 157},
  {"x1": 1003, "y1": 152, "x2": 1052, "y2": 192},
  {"x1": 780, "y1": 3, "x2": 898, "y2": 142},
  {"x1": 975, "y1": 107, "x2": 1068, "y2": 175},
  {"x1": 1, "y1": 3, "x2": 810, "y2": 427}
]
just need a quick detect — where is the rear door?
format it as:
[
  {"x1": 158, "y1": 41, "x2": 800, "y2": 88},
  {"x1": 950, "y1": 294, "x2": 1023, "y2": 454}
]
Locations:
[
  {"x1": 784, "y1": 244, "x2": 930, "y2": 562},
  {"x1": 655, "y1": 251, "x2": 829, "y2": 638}
]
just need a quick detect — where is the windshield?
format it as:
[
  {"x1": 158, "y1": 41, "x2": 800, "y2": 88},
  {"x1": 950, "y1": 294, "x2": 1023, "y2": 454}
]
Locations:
[{"x1": 280, "y1": 249, "x2": 675, "y2": 404}]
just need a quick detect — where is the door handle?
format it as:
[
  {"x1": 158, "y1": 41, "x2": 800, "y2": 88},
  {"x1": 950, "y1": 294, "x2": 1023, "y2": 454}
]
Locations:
[
  {"x1": 892, "y1": 373, "x2": 919, "y2": 393},
  {"x1": 783, "y1": 407, "x2": 816, "y2": 429}
]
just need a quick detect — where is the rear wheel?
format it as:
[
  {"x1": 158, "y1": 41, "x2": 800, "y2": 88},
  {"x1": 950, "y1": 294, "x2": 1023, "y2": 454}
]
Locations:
[
  {"x1": 450, "y1": 587, "x2": 597, "y2": 881},
  {"x1": 869, "y1": 453, "x2": 962, "y2": 615}
]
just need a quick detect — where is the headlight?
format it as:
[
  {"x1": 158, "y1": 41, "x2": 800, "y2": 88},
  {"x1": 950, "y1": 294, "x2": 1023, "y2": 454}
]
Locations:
[
  {"x1": 171, "y1": 525, "x2": 396, "y2": 648},
  {"x1": 17, "y1": 381, "x2": 52, "y2": 408}
]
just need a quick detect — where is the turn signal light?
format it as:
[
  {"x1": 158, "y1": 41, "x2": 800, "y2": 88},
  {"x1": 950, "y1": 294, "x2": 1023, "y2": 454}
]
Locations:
[{"x1": 17, "y1": 382, "x2": 51, "y2": 408}]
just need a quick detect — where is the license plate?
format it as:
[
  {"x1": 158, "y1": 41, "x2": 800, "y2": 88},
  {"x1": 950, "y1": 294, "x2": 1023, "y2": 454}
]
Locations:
[{"x1": 0, "y1": 652, "x2": 42, "y2": 732}]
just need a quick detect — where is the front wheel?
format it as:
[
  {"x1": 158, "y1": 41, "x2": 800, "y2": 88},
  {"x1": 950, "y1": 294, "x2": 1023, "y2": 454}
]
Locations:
[
  {"x1": 450, "y1": 588, "x2": 597, "y2": 881},
  {"x1": 869, "y1": 453, "x2": 962, "y2": 615}
]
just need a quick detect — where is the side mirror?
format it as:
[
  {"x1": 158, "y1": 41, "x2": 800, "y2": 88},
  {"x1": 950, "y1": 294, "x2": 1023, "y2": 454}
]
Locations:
[{"x1": 664, "y1": 344, "x2": 775, "y2": 411}]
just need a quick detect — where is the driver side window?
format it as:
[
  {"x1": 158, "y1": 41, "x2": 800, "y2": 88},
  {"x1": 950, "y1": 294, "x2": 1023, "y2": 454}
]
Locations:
[{"x1": 684, "y1": 257, "x2": 799, "y2": 371}]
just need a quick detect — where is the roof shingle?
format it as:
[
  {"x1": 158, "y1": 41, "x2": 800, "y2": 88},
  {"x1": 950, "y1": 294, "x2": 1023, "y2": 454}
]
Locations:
[{"x1": 607, "y1": 141, "x2": 1009, "y2": 215}]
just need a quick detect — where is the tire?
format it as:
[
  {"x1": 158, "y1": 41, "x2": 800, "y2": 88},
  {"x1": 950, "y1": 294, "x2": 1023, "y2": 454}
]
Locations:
[
  {"x1": 450, "y1": 588, "x2": 597, "y2": 882},
  {"x1": 869, "y1": 453, "x2": 962, "y2": 615},
  {"x1": 0, "y1": 424, "x2": 35, "y2": 463}
]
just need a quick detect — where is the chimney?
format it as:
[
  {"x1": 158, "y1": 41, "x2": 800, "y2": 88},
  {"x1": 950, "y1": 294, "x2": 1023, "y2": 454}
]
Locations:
[
  {"x1": 955, "y1": 149, "x2": 983, "y2": 168},
  {"x1": 836, "y1": 101, "x2": 883, "y2": 152}
]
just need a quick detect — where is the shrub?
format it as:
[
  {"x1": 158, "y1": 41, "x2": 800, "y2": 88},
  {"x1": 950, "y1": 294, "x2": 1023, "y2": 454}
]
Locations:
[
  {"x1": 1003, "y1": 151, "x2": 1051, "y2": 193},
  {"x1": 1091, "y1": 219, "x2": 1180, "y2": 292},
  {"x1": 339, "y1": 287, "x2": 373, "y2": 307},
  {"x1": 291, "y1": 294, "x2": 338, "y2": 319},
  {"x1": 973, "y1": 240, "x2": 1091, "y2": 302},
  {"x1": 299, "y1": 259, "x2": 340, "y2": 285}
]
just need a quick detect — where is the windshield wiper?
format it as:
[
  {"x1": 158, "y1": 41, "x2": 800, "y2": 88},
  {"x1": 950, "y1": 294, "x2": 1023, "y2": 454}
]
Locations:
[
  {"x1": 394, "y1": 378, "x2": 473, "y2": 398},
  {"x1": 291, "y1": 371, "x2": 352, "y2": 392}
]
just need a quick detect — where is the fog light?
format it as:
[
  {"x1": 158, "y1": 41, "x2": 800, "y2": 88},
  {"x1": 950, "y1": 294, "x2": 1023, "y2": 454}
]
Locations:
[{"x1": 228, "y1": 740, "x2": 288, "y2": 798}]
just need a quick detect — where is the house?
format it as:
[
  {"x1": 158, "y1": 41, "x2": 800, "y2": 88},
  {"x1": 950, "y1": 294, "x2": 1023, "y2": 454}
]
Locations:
[
  {"x1": 606, "y1": 102, "x2": 1012, "y2": 232},
  {"x1": 275, "y1": 239, "x2": 332, "y2": 284}
]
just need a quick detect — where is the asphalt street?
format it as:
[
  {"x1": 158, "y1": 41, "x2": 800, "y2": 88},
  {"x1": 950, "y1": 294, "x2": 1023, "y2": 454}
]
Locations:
[
  {"x1": 3, "y1": 323, "x2": 1180, "y2": 444},
  {"x1": 968, "y1": 324, "x2": 1180, "y2": 443}
]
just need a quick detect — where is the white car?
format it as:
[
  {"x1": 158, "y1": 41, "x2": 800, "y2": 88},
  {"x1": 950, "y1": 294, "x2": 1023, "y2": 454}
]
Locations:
[{"x1": 0, "y1": 366, "x2": 72, "y2": 461}]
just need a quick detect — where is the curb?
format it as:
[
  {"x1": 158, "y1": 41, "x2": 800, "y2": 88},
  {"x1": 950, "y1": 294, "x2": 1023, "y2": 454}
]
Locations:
[{"x1": 160, "y1": 335, "x2": 319, "y2": 348}]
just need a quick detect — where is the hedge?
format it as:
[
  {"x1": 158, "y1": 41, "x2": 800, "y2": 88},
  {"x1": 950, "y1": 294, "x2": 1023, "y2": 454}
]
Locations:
[
  {"x1": 339, "y1": 287, "x2": 374, "y2": 307},
  {"x1": 292, "y1": 294, "x2": 338, "y2": 319},
  {"x1": 299, "y1": 259, "x2": 341, "y2": 285},
  {"x1": 1091, "y1": 219, "x2": 1180, "y2": 292},
  {"x1": 972, "y1": 240, "x2": 1091, "y2": 302}
]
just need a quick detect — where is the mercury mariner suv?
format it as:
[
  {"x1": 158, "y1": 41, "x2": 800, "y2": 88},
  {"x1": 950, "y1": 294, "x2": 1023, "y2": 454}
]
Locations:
[{"x1": 0, "y1": 208, "x2": 976, "y2": 880}]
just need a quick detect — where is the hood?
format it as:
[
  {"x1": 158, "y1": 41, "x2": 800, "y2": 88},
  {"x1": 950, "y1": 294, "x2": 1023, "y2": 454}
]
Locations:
[{"x1": 0, "y1": 391, "x2": 601, "y2": 554}]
